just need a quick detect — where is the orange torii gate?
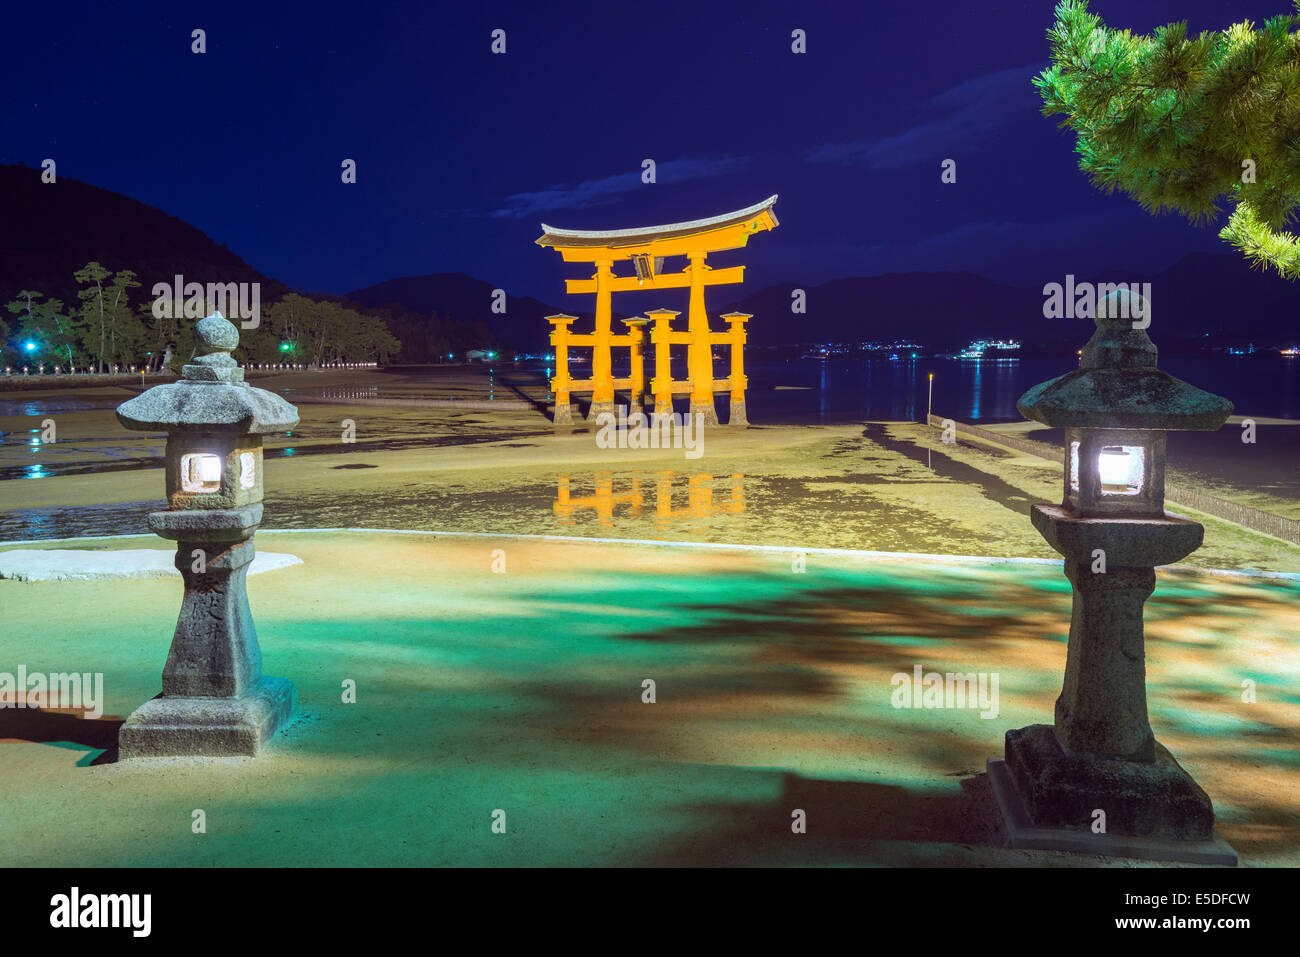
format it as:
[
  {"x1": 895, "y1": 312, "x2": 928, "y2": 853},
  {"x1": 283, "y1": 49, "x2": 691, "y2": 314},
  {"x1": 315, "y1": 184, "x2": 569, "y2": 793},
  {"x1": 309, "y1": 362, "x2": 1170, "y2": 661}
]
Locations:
[{"x1": 537, "y1": 195, "x2": 778, "y2": 427}]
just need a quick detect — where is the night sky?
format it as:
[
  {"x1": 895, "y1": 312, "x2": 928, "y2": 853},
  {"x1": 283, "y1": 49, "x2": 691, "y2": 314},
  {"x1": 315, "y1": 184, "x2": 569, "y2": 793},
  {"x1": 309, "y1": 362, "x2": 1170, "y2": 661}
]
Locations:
[{"x1": 3, "y1": 0, "x2": 1289, "y2": 304}]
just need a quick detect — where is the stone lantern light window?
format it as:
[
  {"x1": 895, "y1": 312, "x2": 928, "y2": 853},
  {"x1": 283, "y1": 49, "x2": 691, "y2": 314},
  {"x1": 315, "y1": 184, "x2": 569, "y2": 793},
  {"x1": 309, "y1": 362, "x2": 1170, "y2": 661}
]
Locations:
[
  {"x1": 1098, "y1": 445, "x2": 1143, "y2": 494},
  {"x1": 181, "y1": 452, "x2": 223, "y2": 493}
]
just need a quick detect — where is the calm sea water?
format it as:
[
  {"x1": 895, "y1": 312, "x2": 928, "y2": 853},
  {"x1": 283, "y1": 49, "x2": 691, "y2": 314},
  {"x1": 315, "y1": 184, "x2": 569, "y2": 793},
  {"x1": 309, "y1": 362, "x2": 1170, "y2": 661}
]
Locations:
[{"x1": 737, "y1": 355, "x2": 1300, "y2": 424}]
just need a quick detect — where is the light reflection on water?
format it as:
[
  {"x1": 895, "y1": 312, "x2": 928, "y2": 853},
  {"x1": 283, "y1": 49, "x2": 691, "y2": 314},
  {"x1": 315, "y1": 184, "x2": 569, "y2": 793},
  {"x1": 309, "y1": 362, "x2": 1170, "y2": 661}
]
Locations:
[
  {"x1": 0, "y1": 471, "x2": 751, "y2": 543},
  {"x1": 554, "y1": 472, "x2": 745, "y2": 529}
]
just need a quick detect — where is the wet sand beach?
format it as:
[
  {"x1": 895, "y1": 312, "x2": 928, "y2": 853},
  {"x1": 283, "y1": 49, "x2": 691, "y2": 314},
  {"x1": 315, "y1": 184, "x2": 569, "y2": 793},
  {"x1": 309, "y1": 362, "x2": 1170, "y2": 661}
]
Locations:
[{"x1": 2, "y1": 369, "x2": 1298, "y2": 572}]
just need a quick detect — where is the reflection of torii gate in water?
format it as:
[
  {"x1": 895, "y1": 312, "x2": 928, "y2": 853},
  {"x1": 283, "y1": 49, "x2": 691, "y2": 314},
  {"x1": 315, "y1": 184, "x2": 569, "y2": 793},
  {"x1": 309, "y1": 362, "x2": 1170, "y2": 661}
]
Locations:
[
  {"x1": 537, "y1": 195, "x2": 778, "y2": 427},
  {"x1": 554, "y1": 472, "x2": 745, "y2": 528}
]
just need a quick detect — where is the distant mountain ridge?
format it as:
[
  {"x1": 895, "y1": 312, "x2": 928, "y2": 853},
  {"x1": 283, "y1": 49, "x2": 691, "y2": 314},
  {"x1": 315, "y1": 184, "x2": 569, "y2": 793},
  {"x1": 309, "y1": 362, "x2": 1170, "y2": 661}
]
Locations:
[{"x1": 0, "y1": 163, "x2": 289, "y2": 310}]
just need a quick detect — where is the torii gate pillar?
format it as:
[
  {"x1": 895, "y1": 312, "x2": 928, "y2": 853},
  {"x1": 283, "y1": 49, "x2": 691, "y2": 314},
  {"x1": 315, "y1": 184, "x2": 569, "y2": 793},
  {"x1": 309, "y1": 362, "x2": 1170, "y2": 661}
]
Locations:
[
  {"x1": 722, "y1": 311, "x2": 751, "y2": 427},
  {"x1": 686, "y1": 252, "x2": 718, "y2": 425},
  {"x1": 589, "y1": 260, "x2": 616, "y2": 422}
]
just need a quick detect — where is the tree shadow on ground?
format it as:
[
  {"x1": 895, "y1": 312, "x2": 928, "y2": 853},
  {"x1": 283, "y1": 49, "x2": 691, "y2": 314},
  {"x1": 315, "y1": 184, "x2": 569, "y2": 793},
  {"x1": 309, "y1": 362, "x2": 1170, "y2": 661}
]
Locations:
[
  {"x1": 0, "y1": 707, "x2": 122, "y2": 765},
  {"x1": 634, "y1": 769, "x2": 1006, "y2": 866}
]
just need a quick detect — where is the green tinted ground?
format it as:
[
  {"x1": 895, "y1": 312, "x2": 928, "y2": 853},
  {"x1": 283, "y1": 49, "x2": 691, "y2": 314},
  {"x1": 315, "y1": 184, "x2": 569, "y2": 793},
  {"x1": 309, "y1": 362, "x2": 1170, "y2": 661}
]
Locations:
[{"x1": 2, "y1": 532, "x2": 1297, "y2": 867}]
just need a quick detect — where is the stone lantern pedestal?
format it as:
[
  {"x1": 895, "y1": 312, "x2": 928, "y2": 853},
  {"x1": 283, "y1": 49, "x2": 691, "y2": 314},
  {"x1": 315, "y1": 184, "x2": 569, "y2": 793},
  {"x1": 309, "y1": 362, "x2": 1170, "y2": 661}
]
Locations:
[
  {"x1": 115, "y1": 313, "x2": 299, "y2": 758},
  {"x1": 988, "y1": 298, "x2": 1237, "y2": 865}
]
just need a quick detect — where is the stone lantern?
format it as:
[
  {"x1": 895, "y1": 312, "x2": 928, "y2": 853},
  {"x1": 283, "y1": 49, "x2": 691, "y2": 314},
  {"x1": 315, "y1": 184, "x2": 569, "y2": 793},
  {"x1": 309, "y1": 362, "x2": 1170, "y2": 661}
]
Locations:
[
  {"x1": 115, "y1": 312, "x2": 299, "y2": 757},
  {"x1": 988, "y1": 297, "x2": 1238, "y2": 864}
]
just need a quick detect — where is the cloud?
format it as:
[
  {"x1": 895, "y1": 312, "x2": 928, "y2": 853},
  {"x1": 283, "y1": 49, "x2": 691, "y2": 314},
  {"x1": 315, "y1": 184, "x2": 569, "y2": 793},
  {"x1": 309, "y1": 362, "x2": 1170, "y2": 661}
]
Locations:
[
  {"x1": 806, "y1": 64, "x2": 1042, "y2": 170},
  {"x1": 487, "y1": 155, "x2": 751, "y2": 219}
]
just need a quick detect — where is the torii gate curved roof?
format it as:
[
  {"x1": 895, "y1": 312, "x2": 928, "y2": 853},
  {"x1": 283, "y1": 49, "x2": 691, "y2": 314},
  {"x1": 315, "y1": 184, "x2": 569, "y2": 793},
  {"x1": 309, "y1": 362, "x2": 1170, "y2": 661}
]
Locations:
[{"x1": 537, "y1": 195, "x2": 778, "y2": 250}]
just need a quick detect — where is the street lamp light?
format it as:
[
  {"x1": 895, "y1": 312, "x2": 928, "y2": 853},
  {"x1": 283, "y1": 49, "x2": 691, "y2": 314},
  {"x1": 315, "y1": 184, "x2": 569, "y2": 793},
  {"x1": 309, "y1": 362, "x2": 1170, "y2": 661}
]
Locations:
[
  {"x1": 989, "y1": 293, "x2": 1237, "y2": 864},
  {"x1": 115, "y1": 312, "x2": 299, "y2": 757}
]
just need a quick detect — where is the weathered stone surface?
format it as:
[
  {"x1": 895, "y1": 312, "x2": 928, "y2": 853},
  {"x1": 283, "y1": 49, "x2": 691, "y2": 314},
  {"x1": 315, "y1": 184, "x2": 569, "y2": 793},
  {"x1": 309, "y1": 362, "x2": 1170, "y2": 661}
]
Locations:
[
  {"x1": 180, "y1": 363, "x2": 244, "y2": 383},
  {"x1": 587, "y1": 401, "x2": 617, "y2": 423},
  {"x1": 148, "y1": 503, "x2": 263, "y2": 541},
  {"x1": 1018, "y1": 312, "x2": 1232, "y2": 431},
  {"x1": 552, "y1": 402, "x2": 574, "y2": 426},
  {"x1": 1055, "y1": 562, "x2": 1156, "y2": 760},
  {"x1": 116, "y1": 381, "x2": 298, "y2": 434},
  {"x1": 117, "y1": 676, "x2": 296, "y2": 758},
  {"x1": 1031, "y1": 504, "x2": 1203, "y2": 566},
  {"x1": 987, "y1": 756, "x2": 1236, "y2": 864},
  {"x1": 194, "y1": 312, "x2": 240, "y2": 353},
  {"x1": 1003, "y1": 724, "x2": 1215, "y2": 841},
  {"x1": 1017, "y1": 368, "x2": 1233, "y2": 430},
  {"x1": 160, "y1": 435, "x2": 263, "y2": 511},
  {"x1": 0, "y1": 547, "x2": 300, "y2": 581},
  {"x1": 161, "y1": 538, "x2": 261, "y2": 697}
]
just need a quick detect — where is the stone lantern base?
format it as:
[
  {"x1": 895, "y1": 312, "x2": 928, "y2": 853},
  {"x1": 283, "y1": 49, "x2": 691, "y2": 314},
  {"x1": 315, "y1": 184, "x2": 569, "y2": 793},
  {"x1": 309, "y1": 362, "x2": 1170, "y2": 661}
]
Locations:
[
  {"x1": 118, "y1": 676, "x2": 296, "y2": 758},
  {"x1": 117, "y1": 531, "x2": 297, "y2": 759},
  {"x1": 987, "y1": 727, "x2": 1237, "y2": 865}
]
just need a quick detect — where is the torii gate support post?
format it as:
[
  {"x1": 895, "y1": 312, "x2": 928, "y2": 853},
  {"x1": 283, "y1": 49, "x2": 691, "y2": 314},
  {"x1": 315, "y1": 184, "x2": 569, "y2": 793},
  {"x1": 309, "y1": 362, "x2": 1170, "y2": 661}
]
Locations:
[
  {"x1": 721, "y1": 311, "x2": 751, "y2": 427},
  {"x1": 623, "y1": 318, "x2": 648, "y2": 415},
  {"x1": 547, "y1": 313, "x2": 576, "y2": 426},
  {"x1": 589, "y1": 260, "x2": 616, "y2": 422},
  {"x1": 647, "y1": 308, "x2": 679, "y2": 419},
  {"x1": 685, "y1": 252, "x2": 718, "y2": 425}
]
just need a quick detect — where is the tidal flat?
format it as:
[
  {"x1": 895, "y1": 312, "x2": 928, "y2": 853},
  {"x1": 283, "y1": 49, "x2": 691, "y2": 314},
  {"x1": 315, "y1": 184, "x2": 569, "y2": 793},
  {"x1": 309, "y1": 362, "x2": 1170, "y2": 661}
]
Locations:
[{"x1": 1, "y1": 369, "x2": 1297, "y2": 573}]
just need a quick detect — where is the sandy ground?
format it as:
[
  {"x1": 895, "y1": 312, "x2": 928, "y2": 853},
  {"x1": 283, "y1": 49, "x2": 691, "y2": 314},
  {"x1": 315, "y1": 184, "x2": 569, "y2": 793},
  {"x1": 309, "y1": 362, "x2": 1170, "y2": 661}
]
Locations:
[{"x1": 1, "y1": 531, "x2": 1296, "y2": 867}]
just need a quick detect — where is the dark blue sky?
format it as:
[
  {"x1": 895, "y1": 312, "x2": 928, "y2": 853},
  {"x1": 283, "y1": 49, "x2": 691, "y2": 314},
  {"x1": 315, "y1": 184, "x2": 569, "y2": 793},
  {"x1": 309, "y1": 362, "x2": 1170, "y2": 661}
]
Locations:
[{"x1": 3, "y1": 0, "x2": 1288, "y2": 304}]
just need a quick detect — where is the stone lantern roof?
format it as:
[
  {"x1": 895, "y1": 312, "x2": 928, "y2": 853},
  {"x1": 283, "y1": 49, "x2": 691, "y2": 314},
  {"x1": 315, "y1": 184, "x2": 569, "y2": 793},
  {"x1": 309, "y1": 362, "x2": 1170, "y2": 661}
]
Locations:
[
  {"x1": 117, "y1": 313, "x2": 299, "y2": 434},
  {"x1": 1017, "y1": 292, "x2": 1233, "y2": 431}
]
